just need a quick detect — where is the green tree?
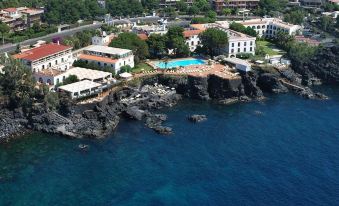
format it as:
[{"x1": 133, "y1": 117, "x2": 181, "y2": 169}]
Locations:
[
  {"x1": 0, "y1": 21, "x2": 10, "y2": 45},
  {"x1": 284, "y1": 9, "x2": 305, "y2": 25},
  {"x1": 147, "y1": 34, "x2": 167, "y2": 58},
  {"x1": 0, "y1": 57, "x2": 37, "y2": 108},
  {"x1": 109, "y1": 32, "x2": 150, "y2": 63},
  {"x1": 166, "y1": 26, "x2": 190, "y2": 57},
  {"x1": 120, "y1": 65, "x2": 132, "y2": 73},
  {"x1": 63, "y1": 75, "x2": 79, "y2": 85},
  {"x1": 319, "y1": 16, "x2": 334, "y2": 32},
  {"x1": 229, "y1": 22, "x2": 257, "y2": 37},
  {"x1": 223, "y1": 8, "x2": 232, "y2": 16},
  {"x1": 205, "y1": 10, "x2": 217, "y2": 23},
  {"x1": 199, "y1": 28, "x2": 228, "y2": 57},
  {"x1": 176, "y1": 0, "x2": 188, "y2": 12},
  {"x1": 188, "y1": 5, "x2": 200, "y2": 17}
]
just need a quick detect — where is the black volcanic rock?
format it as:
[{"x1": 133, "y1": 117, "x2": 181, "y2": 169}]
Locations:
[
  {"x1": 257, "y1": 73, "x2": 288, "y2": 93},
  {"x1": 188, "y1": 115, "x2": 207, "y2": 123}
]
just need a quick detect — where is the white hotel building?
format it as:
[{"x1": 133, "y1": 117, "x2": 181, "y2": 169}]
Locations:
[
  {"x1": 13, "y1": 43, "x2": 73, "y2": 73},
  {"x1": 77, "y1": 45, "x2": 134, "y2": 74},
  {"x1": 236, "y1": 18, "x2": 301, "y2": 38},
  {"x1": 189, "y1": 22, "x2": 256, "y2": 57}
]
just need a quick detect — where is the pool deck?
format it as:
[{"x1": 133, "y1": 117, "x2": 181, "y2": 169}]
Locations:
[{"x1": 138, "y1": 62, "x2": 241, "y2": 80}]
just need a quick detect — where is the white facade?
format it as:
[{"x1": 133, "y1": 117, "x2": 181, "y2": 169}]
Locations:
[
  {"x1": 91, "y1": 32, "x2": 115, "y2": 46},
  {"x1": 77, "y1": 45, "x2": 135, "y2": 73},
  {"x1": 14, "y1": 44, "x2": 74, "y2": 73},
  {"x1": 236, "y1": 18, "x2": 301, "y2": 38},
  {"x1": 184, "y1": 30, "x2": 203, "y2": 52}
]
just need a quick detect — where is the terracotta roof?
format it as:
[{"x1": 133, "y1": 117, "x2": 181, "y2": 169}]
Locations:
[
  {"x1": 183, "y1": 30, "x2": 203, "y2": 37},
  {"x1": 190, "y1": 24, "x2": 208, "y2": 31},
  {"x1": 13, "y1": 44, "x2": 72, "y2": 62},
  {"x1": 137, "y1": 33, "x2": 148, "y2": 41},
  {"x1": 3, "y1": 8, "x2": 17, "y2": 13},
  {"x1": 78, "y1": 54, "x2": 118, "y2": 64}
]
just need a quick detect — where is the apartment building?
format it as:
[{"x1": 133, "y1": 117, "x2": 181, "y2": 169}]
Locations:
[
  {"x1": 0, "y1": 7, "x2": 44, "y2": 31},
  {"x1": 212, "y1": 0, "x2": 260, "y2": 12},
  {"x1": 236, "y1": 18, "x2": 301, "y2": 38},
  {"x1": 77, "y1": 45, "x2": 134, "y2": 73}
]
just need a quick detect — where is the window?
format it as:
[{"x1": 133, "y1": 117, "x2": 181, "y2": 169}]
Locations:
[
  {"x1": 250, "y1": 41, "x2": 253, "y2": 46},
  {"x1": 244, "y1": 48, "x2": 246, "y2": 52},
  {"x1": 48, "y1": 62, "x2": 51, "y2": 67},
  {"x1": 244, "y1": 42, "x2": 247, "y2": 46},
  {"x1": 231, "y1": 49, "x2": 234, "y2": 53},
  {"x1": 62, "y1": 58, "x2": 64, "y2": 62},
  {"x1": 104, "y1": 63, "x2": 107, "y2": 66},
  {"x1": 262, "y1": 25, "x2": 265, "y2": 29},
  {"x1": 98, "y1": 62, "x2": 101, "y2": 66},
  {"x1": 250, "y1": 47, "x2": 252, "y2": 52},
  {"x1": 232, "y1": 43, "x2": 234, "y2": 47},
  {"x1": 42, "y1": 65, "x2": 45, "y2": 70},
  {"x1": 238, "y1": 48, "x2": 240, "y2": 52},
  {"x1": 238, "y1": 42, "x2": 240, "y2": 46},
  {"x1": 257, "y1": 25, "x2": 260, "y2": 29},
  {"x1": 55, "y1": 60, "x2": 58, "y2": 65}
]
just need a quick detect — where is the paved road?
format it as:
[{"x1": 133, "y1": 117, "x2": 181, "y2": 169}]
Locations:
[
  {"x1": 0, "y1": 23, "x2": 103, "y2": 54},
  {"x1": 0, "y1": 16, "x2": 162, "y2": 54}
]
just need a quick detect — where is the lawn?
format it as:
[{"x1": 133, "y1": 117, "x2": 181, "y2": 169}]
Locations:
[
  {"x1": 131, "y1": 62, "x2": 154, "y2": 74},
  {"x1": 256, "y1": 40, "x2": 286, "y2": 56}
]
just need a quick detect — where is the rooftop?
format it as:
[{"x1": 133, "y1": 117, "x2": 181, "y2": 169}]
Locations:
[
  {"x1": 65, "y1": 67, "x2": 112, "y2": 81},
  {"x1": 59, "y1": 80, "x2": 101, "y2": 93},
  {"x1": 36, "y1": 69, "x2": 65, "y2": 77},
  {"x1": 13, "y1": 43, "x2": 72, "y2": 62},
  {"x1": 78, "y1": 54, "x2": 118, "y2": 64},
  {"x1": 224, "y1": 57, "x2": 251, "y2": 66},
  {"x1": 84, "y1": 45, "x2": 132, "y2": 56},
  {"x1": 183, "y1": 29, "x2": 203, "y2": 37}
]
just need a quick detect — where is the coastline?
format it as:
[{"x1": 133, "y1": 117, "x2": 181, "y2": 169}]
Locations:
[
  {"x1": 1, "y1": 44, "x2": 338, "y2": 143},
  {"x1": 0, "y1": 68, "x2": 328, "y2": 143}
]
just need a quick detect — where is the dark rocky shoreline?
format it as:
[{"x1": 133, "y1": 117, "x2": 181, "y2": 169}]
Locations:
[{"x1": 1, "y1": 45, "x2": 338, "y2": 142}]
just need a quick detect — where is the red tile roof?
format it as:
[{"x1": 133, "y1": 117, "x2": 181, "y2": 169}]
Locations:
[
  {"x1": 137, "y1": 33, "x2": 148, "y2": 41},
  {"x1": 13, "y1": 44, "x2": 72, "y2": 62},
  {"x1": 78, "y1": 54, "x2": 118, "y2": 64},
  {"x1": 3, "y1": 8, "x2": 17, "y2": 13},
  {"x1": 183, "y1": 30, "x2": 203, "y2": 38}
]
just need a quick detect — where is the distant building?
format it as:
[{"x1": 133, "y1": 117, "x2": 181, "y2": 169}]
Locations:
[
  {"x1": 322, "y1": 11, "x2": 339, "y2": 19},
  {"x1": 327, "y1": 0, "x2": 339, "y2": 5},
  {"x1": 159, "y1": 0, "x2": 194, "y2": 7},
  {"x1": 183, "y1": 29, "x2": 203, "y2": 52},
  {"x1": 13, "y1": 43, "x2": 74, "y2": 73},
  {"x1": 77, "y1": 45, "x2": 134, "y2": 73},
  {"x1": 295, "y1": 36, "x2": 321, "y2": 46},
  {"x1": 132, "y1": 23, "x2": 168, "y2": 36},
  {"x1": 0, "y1": 7, "x2": 44, "y2": 31},
  {"x1": 236, "y1": 18, "x2": 301, "y2": 38},
  {"x1": 300, "y1": 0, "x2": 323, "y2": 7},
  {"x1": 212, "y1": 0, "x2": 260, "y2": 12},
  {"x1": 91, "y1": 31, "x2": 116, "y2": 46}
]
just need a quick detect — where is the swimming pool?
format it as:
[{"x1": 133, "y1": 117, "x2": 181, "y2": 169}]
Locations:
[{"x1": 155, "y1": 58, "x2": 206, "y2": 69}]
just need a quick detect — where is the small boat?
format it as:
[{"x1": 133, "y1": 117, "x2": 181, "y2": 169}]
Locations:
[{"x1": 78, "y1": 144, "x2": 89, "y2": 150}]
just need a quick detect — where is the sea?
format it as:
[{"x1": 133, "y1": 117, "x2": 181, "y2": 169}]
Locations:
[{"x1": 1, "y1": 86, "x2": 339, "y2": 206}]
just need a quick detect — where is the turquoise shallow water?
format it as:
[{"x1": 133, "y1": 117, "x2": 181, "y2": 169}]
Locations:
[
  {"x1": 1, "y1": 87, "x2": 339, "y2": 206},
  {"x1": 155, "y1": 58, "x2": 206, "y2": 69}
]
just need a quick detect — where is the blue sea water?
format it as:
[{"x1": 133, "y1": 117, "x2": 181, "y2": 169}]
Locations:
[
  {"x1": 155, "y1": 58, "x2": 206, "y2": 69},
  {"x1": 1, "y1": 87, "x2": 339, "y2": 206}
]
